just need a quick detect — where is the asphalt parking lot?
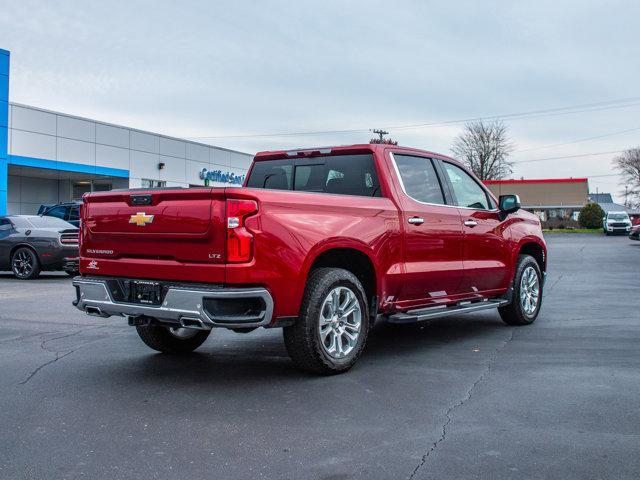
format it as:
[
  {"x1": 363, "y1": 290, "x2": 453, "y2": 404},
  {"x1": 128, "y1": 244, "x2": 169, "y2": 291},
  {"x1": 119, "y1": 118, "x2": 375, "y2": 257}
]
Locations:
[{"x1": 1, "y1": 233, "x2": 639, "y2": 480}]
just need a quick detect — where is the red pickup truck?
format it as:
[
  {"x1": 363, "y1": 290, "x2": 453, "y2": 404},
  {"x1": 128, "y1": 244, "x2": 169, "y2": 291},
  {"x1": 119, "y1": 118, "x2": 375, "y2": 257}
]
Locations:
[{"x1": 73, "y1": 144, "x2": 546, "y2": 374}]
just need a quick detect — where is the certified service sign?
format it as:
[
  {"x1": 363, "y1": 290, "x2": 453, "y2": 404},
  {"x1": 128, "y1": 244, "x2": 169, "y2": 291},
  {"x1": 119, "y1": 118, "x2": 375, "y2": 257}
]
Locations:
[{"x1": 199, "y1": 168, "x2": 245, "y2": 185}]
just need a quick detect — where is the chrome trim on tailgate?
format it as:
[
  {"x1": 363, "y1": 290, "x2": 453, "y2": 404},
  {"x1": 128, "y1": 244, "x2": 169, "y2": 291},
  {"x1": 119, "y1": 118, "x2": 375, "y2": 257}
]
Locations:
[{"x1": 72, "y1": 277, "x2": 274, "y2": 329}]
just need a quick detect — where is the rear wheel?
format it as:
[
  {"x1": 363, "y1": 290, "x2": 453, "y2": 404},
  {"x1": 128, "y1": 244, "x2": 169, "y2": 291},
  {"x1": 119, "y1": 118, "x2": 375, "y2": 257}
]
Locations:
[
  {"x1": 499, "y1": 255, "x2": 543, "y2": 326},
  {"x1": 136, "y1": 324, "x2": 211, "y2": 354},
  {"x1": 283, "y1": 268, "x2": 370, "y2": 374},
  {"x1": 11, "y1": 247, "x2": 41, "y2": 280}
]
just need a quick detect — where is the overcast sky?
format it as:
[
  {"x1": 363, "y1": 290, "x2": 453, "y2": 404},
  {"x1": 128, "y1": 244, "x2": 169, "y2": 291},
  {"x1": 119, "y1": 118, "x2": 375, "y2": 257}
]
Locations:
[{"x1": 1, "y1": 0, "x2": 638, "y2": 201}]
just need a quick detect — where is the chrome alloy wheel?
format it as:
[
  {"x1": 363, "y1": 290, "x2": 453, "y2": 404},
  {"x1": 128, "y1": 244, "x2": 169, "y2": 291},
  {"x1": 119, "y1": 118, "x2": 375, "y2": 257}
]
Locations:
[
  {"x1": 12, "y1": 250, "x2": 34, "y2": 277},
  {"x1": 167, "y1": 327, "x2": 199, "y2": 340},
  {"x1": 318, "y1": 286, "x2": 362, "y2": 359},
  {"x1": 520, "y1": 266, "x2": 540, "y2": 316}
]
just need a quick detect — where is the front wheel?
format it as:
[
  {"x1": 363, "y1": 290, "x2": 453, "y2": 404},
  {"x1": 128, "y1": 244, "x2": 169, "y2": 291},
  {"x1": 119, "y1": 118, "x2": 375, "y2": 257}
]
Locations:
[
  {"x1": 136, "y1": 324, "x2": 211, "y2": 354},
  {"x1": 499, "y1": 255, "x2": 543, "y2": 326},
  {"x1": 283, "y1": 268, "x2": 370, "y2": 375}
]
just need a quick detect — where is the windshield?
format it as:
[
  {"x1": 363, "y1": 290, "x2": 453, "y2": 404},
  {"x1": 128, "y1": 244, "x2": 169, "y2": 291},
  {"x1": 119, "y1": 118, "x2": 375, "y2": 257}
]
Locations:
[
  {"x1": 608, "y1": 213, "x2": 629, "y2": 221},
  {"x1": 24, "y1": 216, "x2": 75, "y2": 229}
]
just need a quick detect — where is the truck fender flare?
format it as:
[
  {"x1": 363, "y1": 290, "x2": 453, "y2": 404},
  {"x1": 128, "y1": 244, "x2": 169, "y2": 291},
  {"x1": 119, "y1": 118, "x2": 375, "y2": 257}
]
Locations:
[{"x1": 299, "y1": 238, "x2": 378, "y2": 290}]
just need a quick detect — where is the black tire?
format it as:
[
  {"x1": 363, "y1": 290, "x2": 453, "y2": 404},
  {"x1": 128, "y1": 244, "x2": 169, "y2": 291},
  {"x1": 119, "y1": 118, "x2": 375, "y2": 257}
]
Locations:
[
  {"x1": 11, "y1": 247, "x2": 41, "y2": 280},
  {"x1": 499, "y1": 254, "x2": 543, "y2": 326},
  {"x1": 136, "y1": 324, "x2": 211, "y2": 354},
  {"x1": 283, "y1": 268, "x2": 370, "y2": 375}
]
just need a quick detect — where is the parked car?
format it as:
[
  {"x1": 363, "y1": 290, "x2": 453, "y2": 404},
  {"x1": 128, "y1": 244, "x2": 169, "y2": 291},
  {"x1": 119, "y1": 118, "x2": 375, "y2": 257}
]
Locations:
[
  {"x1": 0, "y1": 215, "x2": 79, "y2": 279},
  {"x1": 602, "y1": 211, "x2": 632, "y2": 235},
  {"x1": 630, "y1": 224, "x2": 640, "y2": 241},
  {"x1": 38, "y1": 202, "x2": 82, "y2": 227},
  {"x1": 72, "y1": 144, "x2": 547, "y2": 374}
]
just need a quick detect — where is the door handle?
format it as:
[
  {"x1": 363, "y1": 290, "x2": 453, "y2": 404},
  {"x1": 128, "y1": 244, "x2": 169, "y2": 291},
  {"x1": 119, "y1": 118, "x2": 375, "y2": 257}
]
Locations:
[
  {"x1": 408, "y1": 217, "x2": 424, "y2": 225},
  {"x1": 464, "y1": 219, "x2": 478, "y2": 227}
]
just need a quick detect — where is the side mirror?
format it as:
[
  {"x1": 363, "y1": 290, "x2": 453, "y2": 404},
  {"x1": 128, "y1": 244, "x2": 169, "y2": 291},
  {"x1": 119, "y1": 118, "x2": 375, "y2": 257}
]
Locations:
[{"x1": 499, "y1": 194, "x2": 521, "y2": 215}]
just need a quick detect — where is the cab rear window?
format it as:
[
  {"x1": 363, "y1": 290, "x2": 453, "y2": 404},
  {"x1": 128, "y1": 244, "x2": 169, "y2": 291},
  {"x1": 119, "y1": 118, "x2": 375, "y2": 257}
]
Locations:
[{"x1": 246, "y1": 154, "x2": 381, "y2": 197}]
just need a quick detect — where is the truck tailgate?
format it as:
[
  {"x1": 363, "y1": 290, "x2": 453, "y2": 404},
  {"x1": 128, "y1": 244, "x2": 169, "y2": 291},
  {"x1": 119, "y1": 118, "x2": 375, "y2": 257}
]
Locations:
[{"x1": 81, "y1": 188, "x2": 227, "y2": 282}]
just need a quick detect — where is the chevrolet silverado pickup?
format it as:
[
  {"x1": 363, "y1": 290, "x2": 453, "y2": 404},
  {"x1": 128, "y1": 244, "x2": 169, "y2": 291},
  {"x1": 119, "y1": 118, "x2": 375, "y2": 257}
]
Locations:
[{"x1": 72, "y1": 144, "x2": 547, "y2": 374}]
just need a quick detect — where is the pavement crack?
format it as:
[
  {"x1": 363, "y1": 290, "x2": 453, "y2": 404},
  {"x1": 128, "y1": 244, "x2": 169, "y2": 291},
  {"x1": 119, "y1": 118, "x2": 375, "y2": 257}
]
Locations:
[
  {"x1": 19, "y1": 349, "x2": 78, "y2": 385},
  {"x1": 17, "y1": 327, "x2": 101, "y2": 385},
  {"x1": 39, "y1": 330, "x2": 84, "y2": 353},
  {"x1": 408, "y1": 329, "x2": 515, "y2": 480}
]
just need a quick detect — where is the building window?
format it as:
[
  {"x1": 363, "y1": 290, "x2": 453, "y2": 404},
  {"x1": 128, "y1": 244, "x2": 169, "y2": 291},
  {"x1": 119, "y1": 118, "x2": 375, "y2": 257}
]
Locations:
[
  {"x1": 72, "y1": 181, "x2": 112, "y2": 200},
  {"x1": 141, "y1": 179, "x2": 166, "y2": 188},
  {"x1": 534, "y1": 210, "x2": 546, "y2": 222}
]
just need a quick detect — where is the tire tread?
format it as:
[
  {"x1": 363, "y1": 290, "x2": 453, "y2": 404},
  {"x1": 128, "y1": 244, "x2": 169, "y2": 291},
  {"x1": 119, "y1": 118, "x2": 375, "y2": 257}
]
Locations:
[
  {"x1": 283, "y1": 268, "x2": 369, "y2": 375},
  {"x1": 499, "y1": 254, "x2": 543, "y2": 326}
]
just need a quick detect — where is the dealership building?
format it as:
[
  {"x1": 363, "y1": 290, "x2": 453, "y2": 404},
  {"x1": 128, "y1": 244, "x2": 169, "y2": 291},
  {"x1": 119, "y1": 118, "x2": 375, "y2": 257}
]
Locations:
[{"x1": 0, "y1": 49, "x2": 252, "y2": 215}]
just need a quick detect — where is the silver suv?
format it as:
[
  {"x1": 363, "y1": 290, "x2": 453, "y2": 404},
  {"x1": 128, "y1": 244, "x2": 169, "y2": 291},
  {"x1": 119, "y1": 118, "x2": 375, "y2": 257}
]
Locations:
[{"x1": 603, "y1": 211, "x2": 632, "y2": 235}]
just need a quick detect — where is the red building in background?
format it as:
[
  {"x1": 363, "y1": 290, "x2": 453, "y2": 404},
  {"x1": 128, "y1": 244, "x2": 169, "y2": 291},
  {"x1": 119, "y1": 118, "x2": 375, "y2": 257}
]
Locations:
[{"x1": 484, "y1": 178, "x2": 589, "y2": 228}]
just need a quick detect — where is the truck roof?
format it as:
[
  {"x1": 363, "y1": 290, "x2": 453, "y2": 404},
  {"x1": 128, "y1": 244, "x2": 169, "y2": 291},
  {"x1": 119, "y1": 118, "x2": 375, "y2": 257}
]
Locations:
[{"x1": 253, "y1": 144, "x2": 459, "y2": 164}]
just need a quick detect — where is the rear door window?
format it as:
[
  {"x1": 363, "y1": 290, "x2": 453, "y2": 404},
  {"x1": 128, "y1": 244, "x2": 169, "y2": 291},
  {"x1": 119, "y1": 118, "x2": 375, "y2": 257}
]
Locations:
[
  {"x1": 393, "y1": 154, "x2": 445, "y2": 204},
  {"x1": 247, "y1": 154, "x2": 381, "y2": 197}
]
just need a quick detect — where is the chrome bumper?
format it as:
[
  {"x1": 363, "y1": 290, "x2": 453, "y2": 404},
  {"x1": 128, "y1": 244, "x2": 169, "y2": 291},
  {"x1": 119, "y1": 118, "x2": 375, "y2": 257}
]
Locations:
[{"x1": 72, "y1": 277, "x2": 274, "y2": 329}]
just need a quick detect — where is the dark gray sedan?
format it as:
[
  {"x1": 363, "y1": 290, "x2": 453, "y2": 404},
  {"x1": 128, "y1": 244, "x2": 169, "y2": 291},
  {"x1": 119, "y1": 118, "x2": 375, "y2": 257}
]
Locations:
[{"x1": 0, "y1": 215, "x2": 79, "y2": 279}]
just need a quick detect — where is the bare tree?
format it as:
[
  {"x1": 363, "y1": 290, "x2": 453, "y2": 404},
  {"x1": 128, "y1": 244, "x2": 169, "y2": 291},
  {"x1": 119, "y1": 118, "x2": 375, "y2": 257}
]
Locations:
[
  {"x1": 613, "y1": 147, "x2": 640, "y2": 207},
  {"x1": 451, "y1": 121, "x2": 514, "y2": 180}
]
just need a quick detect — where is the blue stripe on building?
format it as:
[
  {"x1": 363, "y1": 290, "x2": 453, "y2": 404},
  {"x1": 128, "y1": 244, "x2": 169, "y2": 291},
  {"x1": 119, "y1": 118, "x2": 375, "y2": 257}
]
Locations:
[
  {"x1": 0, "y1": 48, "x2": 9, "y2": 215},
  {"x1": 8, "y1": 155, "x2": 129, "y2": 178}
]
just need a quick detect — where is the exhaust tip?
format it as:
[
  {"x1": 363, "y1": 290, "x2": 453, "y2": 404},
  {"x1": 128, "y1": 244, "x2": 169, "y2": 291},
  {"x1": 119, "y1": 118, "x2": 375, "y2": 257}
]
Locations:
[
  {"x1": 179, "y1": 317, "x2": 209, "y2": 330},
  {"x1": 85, "y1": 306, "x2": 108, "y2": 318}
]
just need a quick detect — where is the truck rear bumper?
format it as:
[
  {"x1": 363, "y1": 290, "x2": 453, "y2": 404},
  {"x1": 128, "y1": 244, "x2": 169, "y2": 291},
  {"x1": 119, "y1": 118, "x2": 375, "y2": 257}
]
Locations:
[{"x1": 72, "y1": 277, "x2": 274, "y2": 330}]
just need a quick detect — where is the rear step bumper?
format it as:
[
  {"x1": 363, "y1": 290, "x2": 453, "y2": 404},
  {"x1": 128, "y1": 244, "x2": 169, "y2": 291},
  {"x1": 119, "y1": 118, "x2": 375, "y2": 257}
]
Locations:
[
  {"x1": 387, "y1": 298, "x2": 510, "y2": 324},
  {"x1": 72, "y1": 277, "x2": 274, "y2": 330}
]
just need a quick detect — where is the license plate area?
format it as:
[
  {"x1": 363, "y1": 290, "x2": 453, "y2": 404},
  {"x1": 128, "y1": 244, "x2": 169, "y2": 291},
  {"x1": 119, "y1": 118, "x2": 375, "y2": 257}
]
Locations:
[{"x1": 131, "y1": 280, "x2": 162, "y2": 305}]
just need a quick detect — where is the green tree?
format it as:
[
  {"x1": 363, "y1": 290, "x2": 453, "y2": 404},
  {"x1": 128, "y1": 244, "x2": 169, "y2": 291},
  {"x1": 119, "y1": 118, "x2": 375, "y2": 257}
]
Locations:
[{"x1": 578, "y1": 202, "x2": 605, "y2": 229}]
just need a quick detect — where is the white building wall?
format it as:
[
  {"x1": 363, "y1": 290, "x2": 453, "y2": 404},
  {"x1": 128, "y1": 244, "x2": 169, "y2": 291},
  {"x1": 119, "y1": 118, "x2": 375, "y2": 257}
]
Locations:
[{"x1": 7, "y1": 103, "x2": 253, "y2": 189}]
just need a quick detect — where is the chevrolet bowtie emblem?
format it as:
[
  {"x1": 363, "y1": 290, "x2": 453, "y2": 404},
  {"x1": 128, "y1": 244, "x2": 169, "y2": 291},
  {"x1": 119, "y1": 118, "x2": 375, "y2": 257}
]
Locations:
[{"x1": 129, "y1": 212, "x2": 154, "y2": 227}]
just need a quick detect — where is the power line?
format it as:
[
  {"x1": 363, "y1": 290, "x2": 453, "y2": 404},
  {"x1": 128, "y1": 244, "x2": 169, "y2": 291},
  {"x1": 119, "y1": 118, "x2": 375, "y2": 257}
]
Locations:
[
  {"x1": 515, "y1": 126, "x2": 640, "y2": 153},
  {"x1": 185, "y1": 96, "x2": 640, "y2": 140},
  {"x1": 388, "y1": 99, "x2": 640, "y2": 131},
  {"x1": 514, "y1": 149, "x2": 626, "y2": 164}
]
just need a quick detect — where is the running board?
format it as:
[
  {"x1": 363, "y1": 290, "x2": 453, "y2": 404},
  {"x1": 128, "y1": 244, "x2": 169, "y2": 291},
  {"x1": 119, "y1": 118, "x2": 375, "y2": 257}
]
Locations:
[{"x1": 387, "y1": 299, "x2": 510, "y2": 324}]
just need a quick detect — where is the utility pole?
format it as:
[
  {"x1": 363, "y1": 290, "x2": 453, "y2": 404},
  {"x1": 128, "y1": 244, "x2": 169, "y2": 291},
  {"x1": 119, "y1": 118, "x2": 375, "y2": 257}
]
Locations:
[{"x1": 372, "y1": 129, "x2": 388, "y2": 142}]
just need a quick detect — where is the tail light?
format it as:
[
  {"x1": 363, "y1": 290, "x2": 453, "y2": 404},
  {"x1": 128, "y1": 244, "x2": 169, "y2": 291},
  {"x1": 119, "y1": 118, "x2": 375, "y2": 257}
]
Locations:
[
  {"x1": 59, "y1": 233, "x2": 79, "y2": 246},
  {"x1": 226, "y1": 199, "x2": 258, "y2": 263}
]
